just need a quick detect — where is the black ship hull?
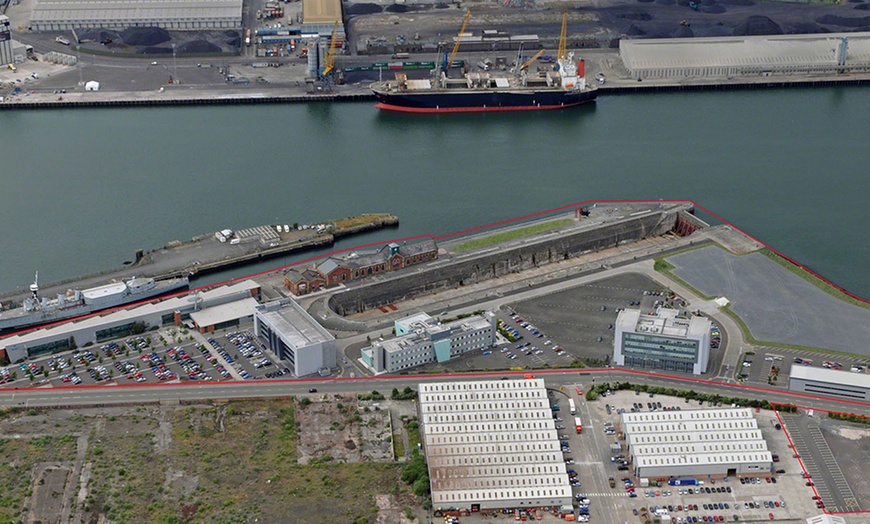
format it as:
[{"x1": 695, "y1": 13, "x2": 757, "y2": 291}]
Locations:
[{"x1": 372, "y1": 87, "x2": 597, "y2": 113}]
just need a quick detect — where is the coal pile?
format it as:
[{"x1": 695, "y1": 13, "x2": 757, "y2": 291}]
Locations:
[
  {"x1": 346, "y1": 3, "x2": 382, "y2": 15},
  {"x1": 179, "y1": 40, "x2": 221, "y2": 53},
  {"x1": 120, "y1": 27, "x2": 171, "y2": 46},
  {"x1": 816, "y1": 14, "x2": 870, "y2": 27},
  {"x1": 733, "y1": 15, "x2": 782, "y2": 35}
]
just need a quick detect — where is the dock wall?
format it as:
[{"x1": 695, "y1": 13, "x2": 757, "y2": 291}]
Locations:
[
  {"x1": 327, "y1": 208, "x2": 682, "y2": 316},
  {"x1": 2, "y1": 75, "x2": 870, "y2": 111}
]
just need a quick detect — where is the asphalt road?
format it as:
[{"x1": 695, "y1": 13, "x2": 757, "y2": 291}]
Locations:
[{"x1": 3, "y1": 369, "x2": 868, "y2": 415}]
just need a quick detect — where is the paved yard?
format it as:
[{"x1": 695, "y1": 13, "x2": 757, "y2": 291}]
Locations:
[{"x1": 668, "y1": 247, "x2": 870, "y2": 355}]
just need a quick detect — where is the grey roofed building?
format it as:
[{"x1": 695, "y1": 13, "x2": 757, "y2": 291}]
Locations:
[
  {"x1": 315, "y1": 258, "x2": 340, "y2": 276},
  {"x1": 30, "y1": 0, "x2": 243, "y2": 31},
  {"x1": 253, "y1": 298, "x2": 336, "y2": 377},
  {"x1": 397, "y1": 238, "x2": 437, "y2": 256},
  {"x1": 620, "y1": 33, "x2": 870, "y2": 80}
]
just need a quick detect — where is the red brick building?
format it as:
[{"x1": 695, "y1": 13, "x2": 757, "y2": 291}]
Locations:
[{"x1": 282, "y1": 239, "x2": 438, "y2": 295}]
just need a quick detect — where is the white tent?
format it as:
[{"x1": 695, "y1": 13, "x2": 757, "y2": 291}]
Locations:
[{"x1": 84, "y1": 80, "x2": 100, "y2": 91}]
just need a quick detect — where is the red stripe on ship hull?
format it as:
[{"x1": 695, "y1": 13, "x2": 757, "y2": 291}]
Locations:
[{"x1": 375, "y1": 101, "x2": 591, "y2": 113}]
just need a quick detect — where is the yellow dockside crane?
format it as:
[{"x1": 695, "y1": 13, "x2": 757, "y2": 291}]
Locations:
[
  {"x1": 444, "y1": 9, "x2": 471, "y2": 76},
  {"x1": 320, "y1": 21, "x2": 339, "y2": 79}
]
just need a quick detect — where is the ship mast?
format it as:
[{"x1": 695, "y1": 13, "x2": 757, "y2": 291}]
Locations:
[{"x1": 29, "y1": 271, "x2": 39, "y2": 300}]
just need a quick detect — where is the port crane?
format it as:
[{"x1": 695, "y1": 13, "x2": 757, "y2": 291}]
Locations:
[
  {"x1": 320, "y1": 21, "x2": 339, "y2": 88},
  {"x1": 442, "y1": 9, "x2": 471, "y2": 76}
]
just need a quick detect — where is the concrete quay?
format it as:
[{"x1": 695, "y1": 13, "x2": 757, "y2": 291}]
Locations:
[
  {"x1": 0, "y1": 214, "x2": 398, "y2": 312},
  {"x1": 3, "y1": 48, "x2": 870, "y2": 110}
]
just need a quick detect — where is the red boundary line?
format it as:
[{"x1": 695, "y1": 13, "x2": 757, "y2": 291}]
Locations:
[
  {"x1": 4, "y1": 198, "x2": 867, "y2": 339},
  {"x1": 770, "y1": 402, "x2": 870, "y2": 515}
]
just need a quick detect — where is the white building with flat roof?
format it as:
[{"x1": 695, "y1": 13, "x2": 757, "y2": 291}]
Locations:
[
  {"x1": 788, "y1": 365, "x2": 870, "y2": 401},
  {"x1": 30, "y1": 0, "x2": 243, "y2": 31},
  {"x1": 253, "y1": 298, "x2": 336, "y2": 377},
  {"x1": 614, "y1": 308, "x2": 711, "y2": 375},
  {"x1": 418, "y1": 379, "x2": 573, "y2": 511},
  {"x1": 0, "y1": 280, "x2": 260, "y2": 363},
  {"x1": 620, "y1": 408, "x2": 773, "y2": 479},
  {"x1": 361, "y1": 311, "x2": 496, "y2": 374}
]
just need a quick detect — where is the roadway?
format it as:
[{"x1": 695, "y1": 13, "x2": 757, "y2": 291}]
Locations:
[{"x1": 3, "y1": 368, "x2": 868, "y2": 415}]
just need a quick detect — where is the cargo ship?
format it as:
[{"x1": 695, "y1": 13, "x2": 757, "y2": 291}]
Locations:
[
  {"x1": 371, "y1": 51, "x2": 596, "y2": 113},
  {"x1": 0, "y1": 273, "x2": 189, "y2": 331}
]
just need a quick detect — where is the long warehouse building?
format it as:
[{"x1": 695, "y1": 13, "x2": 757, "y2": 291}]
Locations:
[
  {"x1": 418, "y1": 379, "x2": 573, "y2": 512},
  {"x1": 620, "y1": 408, "x2": 773, "y2": 480},
  {"x1": 30, "y1": 0, "x2": 243, "y2": 32},
  {"x1": 620, "y1": 33, "x2": 870, "y2": 80},
  {"x1": 788, "y1": 364, "x2": 870, "y2": 401}
]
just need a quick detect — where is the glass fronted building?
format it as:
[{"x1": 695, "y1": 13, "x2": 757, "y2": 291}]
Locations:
[{"x1": 613, "y1": 308, "x2": 711, "y2": 375}]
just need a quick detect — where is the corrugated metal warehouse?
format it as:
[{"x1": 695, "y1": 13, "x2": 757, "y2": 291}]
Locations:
[
  {"x1": 620, "y1": 33, "x2": 870, "y2": 80},
  {"x1": 301, "y1": 0, "x2": 343, "y2": 37},
  {"x1": 620, "y1": 408, "x2": 773, "y2": 480},
  {"x1": 418, "y1": 379, "x2": 573, "y2": 511},
  {"x1": 30, "y1": 0, "x2": 243, "y2": 31},
  {"x1": 788, "y1": 365, "x2": 870, "y2": 401}
]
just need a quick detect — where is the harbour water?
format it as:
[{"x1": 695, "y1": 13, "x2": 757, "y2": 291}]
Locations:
[{"x1": 1, "y1": 86, "x2": 868, "y2": 298}]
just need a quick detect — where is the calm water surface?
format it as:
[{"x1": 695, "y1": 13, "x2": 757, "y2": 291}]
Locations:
[{"x1": 0, "y1": 87, "x2": 867, "y2": 297}]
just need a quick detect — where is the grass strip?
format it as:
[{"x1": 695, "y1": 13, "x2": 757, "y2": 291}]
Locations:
[{"x1": 453, "y1": 219, "x2": 573, "y2": 251}]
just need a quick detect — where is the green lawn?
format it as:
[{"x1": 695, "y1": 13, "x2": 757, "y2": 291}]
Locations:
[{"x1": 453, "y1": 219, "x2": 573, "y2": 251}]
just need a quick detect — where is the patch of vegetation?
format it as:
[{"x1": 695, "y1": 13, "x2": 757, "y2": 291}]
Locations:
[
  {"x1": 0, "y1": 435, "x2": 77, "y2": 522},
  {"x1": 391, "y1": 387, "x2": 417, "y2": 401},
  {"x1": 584, "y1": 381, "x2": 797, "y2": 413},
  {"x1": 358, "y1": 390, "x2": 385, "y2": 401},
  {"x1": 827, "y1": 412, "x2": 870, "y2": 424},
  {"x1": 401, "y1": 450, "x2": 430, "y2": 498},
  {"x1": 453, "y1": 219, "x2": 573, "y2": 251}
]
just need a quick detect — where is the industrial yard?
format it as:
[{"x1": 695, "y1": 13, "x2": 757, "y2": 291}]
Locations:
[{"x1": 0, "y1": 396, "x2": 426, "y2": 524}]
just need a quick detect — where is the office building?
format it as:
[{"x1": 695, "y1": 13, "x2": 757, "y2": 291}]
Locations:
[{"x1": 613, "y1": 308, "x2": 711, "y2": 375}]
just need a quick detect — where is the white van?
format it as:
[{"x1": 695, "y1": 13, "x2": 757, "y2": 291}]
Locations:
[{"x1": 56, "y1": 36, "x2": 71, "y2": 45}]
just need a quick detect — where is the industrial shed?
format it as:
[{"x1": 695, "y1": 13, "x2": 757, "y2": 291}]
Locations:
[
  {"x1": 620, "y1": 33, "x2": 870, "y2": 80},
  {"x1": 30, "y1": 0, "x2": 243, "y2": 32},
  {"x1": 789, "y1": 365, "x2": 870, "y2": 401},
  {"x1": 418, "y1": 379, "x2": 573, "y2": 511},
  {"x1": 620, "y1": 408, "x2": 773, "y2": 480},
  {"x1": 301, "y1": 0, "x2": 343, "y2": 37}
]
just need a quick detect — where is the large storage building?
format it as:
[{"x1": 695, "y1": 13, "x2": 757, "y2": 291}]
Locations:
[
  {"x1": 620, "y1": 408, "x2": 773, "y2": 480},
  {"x1": 613, "y1": 308, "x2": 711, "y2": 375},
  {"x1": 788, "y1": 365, "x2": 870, "y2": 401},
  {"x1": 0, "y1": 280, "x2": 260, "y2": 363},
  {"x1": 620, "y1": 33, "x2": 870, "y2": 80},
  {"x1": 253, "y1": 298, "x2": 336, "y2": 377},
  {"x1": 360, "y1": 311, "x2": 496, "y2": 374},
  {"x1": 418, "y1": 379, "x2": 573, "y2": 511},
  {"x1": 30, "y1": 0, "x2": 243, "y2": 32}
]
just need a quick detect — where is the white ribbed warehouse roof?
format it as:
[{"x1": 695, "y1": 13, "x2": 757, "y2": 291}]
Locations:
[
  {"x1": 621, "y1": 33, "x2": 870, "y2": 70},
  {"x1": 621, "y1": 408, "x2": 772, "y2": 472},
  {"x1": 419, "y1": 379, "x2": 572, "y2": 508},
  {"x1": 31, "y1": 0, "x2": 242, "y2": 30}
]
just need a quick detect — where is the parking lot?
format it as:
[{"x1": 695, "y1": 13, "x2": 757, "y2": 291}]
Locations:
[
  {"x1": 563, "y1": 389, "x2": 835, "y2": 524},
  {"x1": 508, "y1": 272, "x2": 725, "y2": 374},
  {"x1": 0, "y1": 324, "x2": 290, "y2": 389},
  {"x1": 737, "y1": 347, "x2": 869, "y2": 387}
]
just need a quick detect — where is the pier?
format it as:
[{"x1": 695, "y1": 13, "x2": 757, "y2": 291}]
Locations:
[{"x1": 0, "y1": 213, "x2": 398, "y2": 309}]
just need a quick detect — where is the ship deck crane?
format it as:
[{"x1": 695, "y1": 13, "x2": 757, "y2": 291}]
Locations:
[
  {"x1": 557, "y1": 12, "x2": 568, "y2": 60},
  {"x1": 520, "y1": 49, "x2": 546, "y2": 71},
  {"x1": 444, "y1": 9, "x2": 471, "y2": 76}
]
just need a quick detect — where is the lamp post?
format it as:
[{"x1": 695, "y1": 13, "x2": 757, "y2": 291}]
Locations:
[
  {"x1": 76, "y1": 45, "x2": 82, "y2": 86},
  {"x1": 172, "y1": 43, "x2": 178, "y2": 83}
]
